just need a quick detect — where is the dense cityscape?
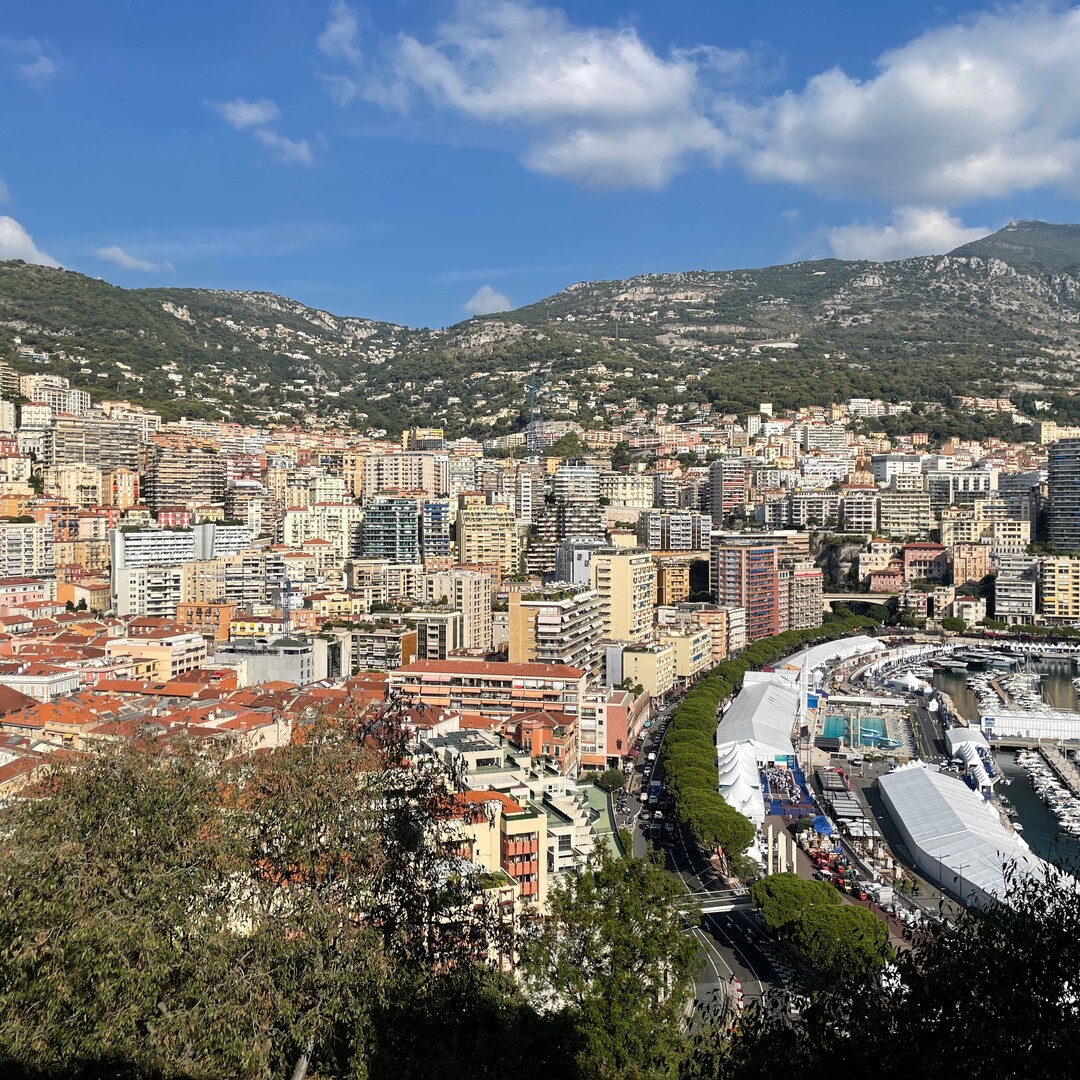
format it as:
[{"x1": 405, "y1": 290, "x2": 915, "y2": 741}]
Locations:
[{"x1": 3, "y1": 1, "x2": 1080, "y2": 1077}]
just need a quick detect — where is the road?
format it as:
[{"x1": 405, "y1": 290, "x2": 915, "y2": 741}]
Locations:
[
  {"x1": 619, "y1": 700, "x2": 787, "y2": 1006},
  {"x1": 912, "y1": 703, "x2": 947, "y2": 759}
]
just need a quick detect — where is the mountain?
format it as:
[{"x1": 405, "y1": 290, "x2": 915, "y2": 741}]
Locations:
[
  {"x1": 3, "y1": 220, "x2": 1080, "y2": 437},
  {"x1": 949, "y1": 219, "x2": 1080, "y2": 275}
]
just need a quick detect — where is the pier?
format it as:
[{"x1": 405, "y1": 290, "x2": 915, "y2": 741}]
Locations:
[{"x1": 1039, "y1": 746, "x2": 1080, "y2": 800}]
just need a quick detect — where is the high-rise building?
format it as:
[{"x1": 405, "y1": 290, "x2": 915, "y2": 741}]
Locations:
[
  {"x1": 0, "y1": 520, "x2": 54, "y2": 577},
  {"x1": 1047, "y1": 439, "x2": 1080, "y2": 550},
  {"x1": 637, "y1": 510, "x2": 710, "y2": 551},
  {"x1": 144, "y1": 447, "x2": 226, "y2": 512},
  {"x1": 993, "y1": 555, "x2": 1039, "y2": 624},
  {"x1": 710, "y1": 541, "x2": 780, "y2": 642},
  {"x1": 401, "y1": 427, "x2": 446, "y2": 451},
  {"x1": 357, "y1": 496, "x2": 421, "y2": 563},
  {"x1": 46, "y1": 415, "x2": 142, "y2": 470},
  {"x1": 421, "y1": 499, "x2": 452, "y2": 559},
  {"x1": 411, "y1": 608, "x2": 464, "y2": 660},
  {"x1": 787, "y1": 563, "x2": 824, "y2": 631},
  {"x1": 508, "y1": 586, "x2": 605, "y2": 680},
  {"x1": 552, "y1": 464, "x2": 600, "y2": 503},
  {"x1": 358, "y1": 452, "x2": 449, "y2": 501},
  {"x1": 589, "y1": 548, "x2": 655, "y2": 643},
  {"x1": 425, "y1": 569, "x2": 493, "y2": 652},
  {"x1": 456, "y1": 495, "x2": 519, "y2": 571},
  {"x1": 709, "y1": 458, "x2": 747, "y2": 527}
]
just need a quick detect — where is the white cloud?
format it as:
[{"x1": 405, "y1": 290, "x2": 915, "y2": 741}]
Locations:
[
  {"x1": 209, "y1": 98, "x2": 281, "y2": 130},
  {"x1": 728, "y1": 4, "x2": 1080, "y2": 204},
  {"x1": 208, "y1": 98, "x2": 317, "y2": 166},
  {"x1": 0, "y1": 216, "x2": 58, "y2": 266},
  {"x1": 318, "y1": 2, "x2": 362, "y2": 67},
  {"x1": 355, "y1": 2, "x2": 1080, "y2": 208},
  {"x1": 319, "y1": 73, "x2": 358, "y2": 106},
  {"x1": 97, "y1": 245, "x2": 172, "y2": 273},
  {"x1": 253, "y1": 129, "x2": 315, "y2": 167},
  {"x1": 1, "y1": 36, "x2": 58, "y2": 86},
  {"x1": 826, "y1": 207, "x2": 991, "y2": 261},
  {"x1": 464, "y1": 284, "x2": 512, "y2": 315},
  {"x1": 371, "y1": 0, "x2": 739, "y2": 188}
]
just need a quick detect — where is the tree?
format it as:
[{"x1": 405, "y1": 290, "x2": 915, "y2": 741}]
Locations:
[
  {"x1": 518, "y1": 850, "x2": 698, "y2": 1080},
  {"x1": 597, "y1": 768, "x2": 626, "y2": 792},
  {"x1": 695, "y1": 865, "x2": 1080, "y2": 1080},
  {"x1": 0, "y1": 701, "x2": 508, "y2": 1079}
]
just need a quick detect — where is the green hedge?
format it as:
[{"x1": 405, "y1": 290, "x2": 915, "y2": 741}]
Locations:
[{"x1": 662, "y1": 616, "x2": 877, "y2": 863}]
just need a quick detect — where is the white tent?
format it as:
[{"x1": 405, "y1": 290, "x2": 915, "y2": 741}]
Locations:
[{"x1": 879, "y1": 764, "x2": 1047, "y2": 909}]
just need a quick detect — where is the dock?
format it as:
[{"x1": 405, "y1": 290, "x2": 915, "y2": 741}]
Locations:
[{"x1": 1039, "y1": 746, "x2": 1080, "y2": 800}]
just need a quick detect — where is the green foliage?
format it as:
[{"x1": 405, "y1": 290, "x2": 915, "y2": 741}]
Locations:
[
  {"x1": 596, "y1": 767, "x2": 626, "y2": 792},
  {"x1": 748, "y1": 873, "x2": 889, "y2": 982},
  {"x1": 518, "y1": 849, "x2": 699, "y2": 1080},
  {"x1": 0, "y1": 710, "x2": 507, "y2": 1079},
  {"x1": 702, "y1": 864, "x2": 1080, "y2": 1080},
  {"x1": 749, "y1": 873, "x2": 839, "y2": 935},
  {"x1": 939, "y1": 616, "x2": 967, "y2": 632},
  {"x1": 791, "y1": 903, "x2": 890, "y2": 982}
]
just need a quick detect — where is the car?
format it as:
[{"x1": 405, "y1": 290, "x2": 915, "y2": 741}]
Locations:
[
  {"x1": 647, "y1": 752, "x2": 657, "y2": 763},
  {"x1": 640, "y1": 791, "x2": 649, "y2": 803}
]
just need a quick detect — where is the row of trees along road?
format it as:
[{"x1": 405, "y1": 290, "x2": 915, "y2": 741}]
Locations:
[{"x1": 662, "y1": 614, "x2": 878, "y2": 876}]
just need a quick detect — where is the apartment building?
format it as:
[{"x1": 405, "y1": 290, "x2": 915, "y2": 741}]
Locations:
[
  {"x1": 590, "y1": 547, "x2": 655, "y2": 644},
  {"x1": 425, "y1": 569, "x2": 493, "y2": 652},
  {"x1": 620, "y1": 642, "x2": 676, "y2": 701},
  {"x1": 456, "y1": 496, "x2": 519, "y2": 571},
  {"x1": 144, "y1": 447, "x2": 227, "y2": 512},
  {"x1": 710, "y1": 541, "x2": 780, "y2": 642},
  {"x1": 1039, "y1": 557, "x2": 1080, "y2": 624},
  {"x1": 390, "y1": 659, "x2": 587, "y2": 719},
  {"x1": 508, "y1": 586, "x2": 605, "y2": 681},
  {"x1": 637, "y1": 509, "x2": 710, "y2": 551},
  {"x1": 788, "y1": 563, "x2": 825, "y2": 631},
  {"x1": 0, "y1": 521, "x2": 54, "y2": 578},
  {"x1": 658, "y1": 627, "x2": 712, "y2": 684},
  {"x1": 357, "y1": 496, "x2": 421, "y2": 563},
  {"x1": 353, "y1": 451, "x2": 449, "y2": 500}
]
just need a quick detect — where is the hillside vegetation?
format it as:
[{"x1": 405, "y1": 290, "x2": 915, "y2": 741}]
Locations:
[{"x1": 3, "y1": 220, "x2": 1080, "y2": 435}]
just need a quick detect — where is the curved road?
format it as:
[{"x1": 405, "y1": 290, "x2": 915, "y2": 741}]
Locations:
[{"x1": 620, "y1": 702, "x2": 785, "y2": 1006}]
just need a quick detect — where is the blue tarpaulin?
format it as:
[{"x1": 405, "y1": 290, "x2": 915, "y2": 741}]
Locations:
[{"x1": 813, "y1": 816, "x2": 835, "y2": 836}]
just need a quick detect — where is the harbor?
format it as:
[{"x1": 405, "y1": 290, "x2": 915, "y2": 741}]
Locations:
[{"x1": 933, "y1": 662, "x2": 1080, "y2": 862}]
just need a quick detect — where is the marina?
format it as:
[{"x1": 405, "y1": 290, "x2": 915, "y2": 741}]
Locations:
[{"x1": 933, "y1": 663, "x2": 1080, "y2": 861}]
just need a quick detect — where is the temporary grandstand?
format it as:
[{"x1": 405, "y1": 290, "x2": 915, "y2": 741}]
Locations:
[
  {"x1": 878, "y1": 763, "x2": 1047, "y2": 909},
  {"x1": 715, "y1": 675, "x2": 801, "y2": 827}
]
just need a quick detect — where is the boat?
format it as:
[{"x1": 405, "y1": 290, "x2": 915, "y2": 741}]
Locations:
[{"x1": 1013, "y1": 822, "x2": 1024, "y2": 832}]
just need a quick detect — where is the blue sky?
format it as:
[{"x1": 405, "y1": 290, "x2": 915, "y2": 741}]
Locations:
[{"x1": 3, "y1": 1, "x2": 1080, "y2": 328}]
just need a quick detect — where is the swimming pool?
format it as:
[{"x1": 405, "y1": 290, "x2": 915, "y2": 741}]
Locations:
[{"x1": 823, "y1": 714, "x2": 887, "y2": 747}]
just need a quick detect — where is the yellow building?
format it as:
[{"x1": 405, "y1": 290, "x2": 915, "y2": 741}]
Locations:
[
  {"x1": 1040, "y1": 557, "x2": 1080, "y2": 623},
  {"x1": 590, "y1": 548, "x2": 655, "y2": 642},
  {"x1": 455, "y1": 789, "x2": 548, "y2": 911},
  {"x1": 655, "y1": 559, "x2": 692, "y2": 606},
  {"x1": 621, "y1": 642, "x2": 676, "y2": 701},
  {"x1": 658, "y1": 628, "x2": 712, "y2": 683},
  {"x1": 507, "y1": 587, "x2": 604, "y2": 680},
  {"x1": 456, "y1": 495, "x2": 519, "y2": 572}
]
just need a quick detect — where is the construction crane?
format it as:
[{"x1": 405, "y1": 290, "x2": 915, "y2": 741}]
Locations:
[{"x1": 526, "y1": 376, "x2": 545, "y2": 461}]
